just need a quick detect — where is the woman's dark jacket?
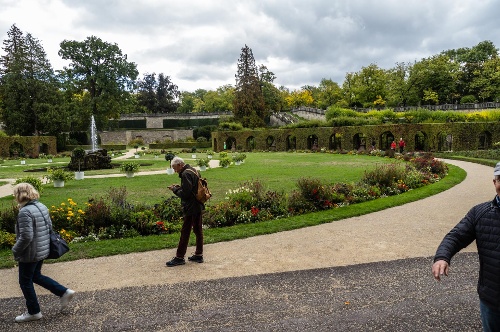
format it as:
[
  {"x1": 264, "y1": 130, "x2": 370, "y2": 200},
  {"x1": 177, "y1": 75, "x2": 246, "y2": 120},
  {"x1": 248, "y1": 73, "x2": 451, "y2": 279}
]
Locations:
[
  {"x1": 172, "y1": 164, "x2": 204, "y2": 216},
  {"x1": 434, "y1": 197, "x2": 500, "y2": 308}
]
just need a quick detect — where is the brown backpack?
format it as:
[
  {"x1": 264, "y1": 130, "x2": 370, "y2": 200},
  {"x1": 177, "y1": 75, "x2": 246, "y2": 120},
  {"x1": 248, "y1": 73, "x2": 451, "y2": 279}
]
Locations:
[{"x1": 185, "y1": 169, "x2": 212, "y2": 203}]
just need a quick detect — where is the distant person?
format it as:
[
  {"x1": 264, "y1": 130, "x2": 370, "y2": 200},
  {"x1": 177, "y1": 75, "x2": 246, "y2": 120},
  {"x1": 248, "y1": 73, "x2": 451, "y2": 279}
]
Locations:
[
  {"x1": 399, "y1": 138, "x2": 406, "y2": 153},
  {"x1": 11, "y1": 183, "x2": 75, "y2": 323},
  {"x1": 432, "y1": 162, "x2": 500, "y2": 331},
  {"x1": 166, "y1": 157, "x2": 205, "y2": 266},
  {"x1": 371, "y1": 139, "x2": 376, "y2": 150},
  {"x1": 390, "y1": 140, "x2": 396, "y2": 150}
]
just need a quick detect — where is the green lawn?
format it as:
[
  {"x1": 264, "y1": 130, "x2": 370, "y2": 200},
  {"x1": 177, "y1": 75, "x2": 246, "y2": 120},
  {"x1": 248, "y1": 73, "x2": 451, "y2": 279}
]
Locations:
[
  {"x1": 0, "y1": 152, "x2": 402, "y2": 208},
  {"x1": 0, "y1": 152, "x2": 465, "y2": 269}
]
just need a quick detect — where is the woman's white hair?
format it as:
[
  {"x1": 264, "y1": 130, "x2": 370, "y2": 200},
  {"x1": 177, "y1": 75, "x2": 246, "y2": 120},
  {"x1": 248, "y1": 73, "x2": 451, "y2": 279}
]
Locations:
[{"x1": 13, "y1": 182, "x2": 40, "y2": 204}]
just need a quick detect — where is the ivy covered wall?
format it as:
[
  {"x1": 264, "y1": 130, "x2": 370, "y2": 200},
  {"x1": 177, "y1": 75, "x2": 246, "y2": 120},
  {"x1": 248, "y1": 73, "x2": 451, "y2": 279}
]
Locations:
[
  {"x1": 0, "y1": 136, "x2": 57, "y2": 158},
  {"x1": 211, "y1": 122, "x2": 500, "y2": 153}
]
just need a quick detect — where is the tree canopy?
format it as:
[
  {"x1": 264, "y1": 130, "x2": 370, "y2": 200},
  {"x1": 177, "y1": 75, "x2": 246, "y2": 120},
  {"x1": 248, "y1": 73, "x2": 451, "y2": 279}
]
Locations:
[
  {"x1": 1, "y1": 24, "x2": 500, "y2": 137},
  {"x1": 58, "y1": 35, "x2": 139, "y2": 128},
  {"x1": 0, "y1": 24, "x2": 62, "y2": 136}
]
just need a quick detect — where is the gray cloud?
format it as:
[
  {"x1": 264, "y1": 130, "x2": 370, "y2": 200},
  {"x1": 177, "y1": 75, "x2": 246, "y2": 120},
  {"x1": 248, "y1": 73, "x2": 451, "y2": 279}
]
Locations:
[{"x1": 1, "y1": 0, "x2": 499, "y2": 91}]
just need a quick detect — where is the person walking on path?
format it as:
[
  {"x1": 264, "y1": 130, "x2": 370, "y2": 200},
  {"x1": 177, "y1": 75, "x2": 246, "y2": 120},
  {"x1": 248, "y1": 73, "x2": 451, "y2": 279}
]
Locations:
[
  {"x1": 11, "y1": 183, "x2": 75, "y2": 323},
  {"x1": 390, "y1": 140, "x2": 396, "y2": 150},
  {"x1": 432, "y1": 162, "x2": 500, "y2": 331},
  {"x1": 166, "y1": 157, "x2": 204, "y2": 267}
]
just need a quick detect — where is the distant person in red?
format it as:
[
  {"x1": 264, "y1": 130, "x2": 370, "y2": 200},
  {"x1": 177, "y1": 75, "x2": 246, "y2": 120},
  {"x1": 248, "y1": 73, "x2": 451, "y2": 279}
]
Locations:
[
  {"x1": 399, "y1": 138, "x2": 406, "y2": 153},
  {"x1": 390, "y1": 140, "x2": 396, "y2": 150}
]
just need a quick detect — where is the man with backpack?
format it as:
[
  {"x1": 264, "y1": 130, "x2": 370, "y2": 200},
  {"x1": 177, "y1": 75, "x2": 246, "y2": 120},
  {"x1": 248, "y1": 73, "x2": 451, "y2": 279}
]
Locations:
[{"x1": 166, "y1": 157, "x2": 204, "y2": 266}]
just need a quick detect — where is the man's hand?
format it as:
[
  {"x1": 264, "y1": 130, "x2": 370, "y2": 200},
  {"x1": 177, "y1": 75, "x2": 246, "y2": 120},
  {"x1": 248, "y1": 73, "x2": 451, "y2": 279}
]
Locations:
[
  {"x1": 432, "y1": 260, "x2": 449, "y2": 281},
  {"x1": 168, "y1": 184, "x2": 179, "y2": 191}
]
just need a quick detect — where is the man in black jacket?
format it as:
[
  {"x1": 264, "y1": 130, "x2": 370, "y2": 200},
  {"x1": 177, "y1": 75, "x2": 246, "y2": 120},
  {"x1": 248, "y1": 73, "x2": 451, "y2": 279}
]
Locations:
[
  {"x1": 432, "y1": 162, "x2": 500, "y2": 332},
  {"x1": 166, "y1": 157, "x2": 204, "y2": 267}
]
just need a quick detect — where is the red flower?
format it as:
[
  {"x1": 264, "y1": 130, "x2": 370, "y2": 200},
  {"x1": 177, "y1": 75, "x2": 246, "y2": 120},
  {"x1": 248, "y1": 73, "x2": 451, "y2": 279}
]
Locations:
[{"x1": 251, "y1": 206, "x2": 259, "y2": 216}]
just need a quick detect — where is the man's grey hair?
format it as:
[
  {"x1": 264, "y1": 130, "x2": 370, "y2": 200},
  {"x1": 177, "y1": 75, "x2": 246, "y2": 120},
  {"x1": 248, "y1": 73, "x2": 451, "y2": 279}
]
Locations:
[{"x1": 171, "y1": 156, "x2": 185, "y2": 167}]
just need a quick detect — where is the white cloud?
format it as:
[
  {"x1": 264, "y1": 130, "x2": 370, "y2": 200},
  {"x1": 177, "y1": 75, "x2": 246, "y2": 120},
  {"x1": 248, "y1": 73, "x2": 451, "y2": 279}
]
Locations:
[{"x1": 1, "y1": 0, "x2": 499, "y2": 92}]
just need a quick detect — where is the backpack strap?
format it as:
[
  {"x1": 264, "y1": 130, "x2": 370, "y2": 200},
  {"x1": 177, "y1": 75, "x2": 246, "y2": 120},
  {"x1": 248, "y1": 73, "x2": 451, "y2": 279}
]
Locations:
[
  {"x1": 184, "y1": 168, "x2": 200, "y2": 198},
  {"x1": 185, "y1": 168, "x2": 200, "y2": 179}
]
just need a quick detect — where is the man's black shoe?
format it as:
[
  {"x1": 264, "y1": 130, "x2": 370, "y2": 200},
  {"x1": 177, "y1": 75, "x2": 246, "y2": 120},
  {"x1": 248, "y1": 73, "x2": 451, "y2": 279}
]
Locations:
[
  {"x1": 166, "y1": 257, "x2": 185, "y2": 267},
  {"x1": 188, "y1": 255, "x2": 204, "y2": 263}
]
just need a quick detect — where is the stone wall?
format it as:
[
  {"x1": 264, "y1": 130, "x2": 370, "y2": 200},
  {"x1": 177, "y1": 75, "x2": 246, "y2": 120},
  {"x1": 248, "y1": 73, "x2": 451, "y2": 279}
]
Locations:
[
  {"x1": 99, "y1": 129, "x2": 194, "y2": 145},
  {"x1": 119, "y1": 112, "x2": 230, "y2": 129}
]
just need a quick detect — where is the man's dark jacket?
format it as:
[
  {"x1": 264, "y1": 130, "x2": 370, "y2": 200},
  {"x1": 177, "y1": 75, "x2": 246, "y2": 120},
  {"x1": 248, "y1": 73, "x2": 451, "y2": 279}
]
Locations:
[
  {"x1": 172, "y1": 165, "x2": 204, "y2": 216},
  {"x1": 434, "y1": 197, "x2": 500, "y2": 308}
]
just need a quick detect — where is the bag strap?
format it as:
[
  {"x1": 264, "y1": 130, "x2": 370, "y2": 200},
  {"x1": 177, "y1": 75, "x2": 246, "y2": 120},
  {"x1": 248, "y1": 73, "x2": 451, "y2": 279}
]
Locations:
[
  {"x1": 29, "y1": 202, "x2": 53, "y2": 232},
  {"x1": 184, "y1": 168, "x2": 201, "y2": 199},
  {"x1": 184, "y1": 168, "x2": 200, "y2": 179}
]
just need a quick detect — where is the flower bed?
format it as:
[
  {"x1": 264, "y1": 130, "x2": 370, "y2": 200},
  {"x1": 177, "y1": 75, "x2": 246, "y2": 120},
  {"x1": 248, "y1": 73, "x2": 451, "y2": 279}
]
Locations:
[{"x1": 0, "y1": 154, "x2": 447, "y2": 247}]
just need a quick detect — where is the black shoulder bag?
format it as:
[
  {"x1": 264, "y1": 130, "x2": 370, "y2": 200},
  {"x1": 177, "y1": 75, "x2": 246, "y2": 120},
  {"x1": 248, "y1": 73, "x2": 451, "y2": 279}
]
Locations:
[{"x1": 32, "y1": 203, "x2": 70, "y2": 259}]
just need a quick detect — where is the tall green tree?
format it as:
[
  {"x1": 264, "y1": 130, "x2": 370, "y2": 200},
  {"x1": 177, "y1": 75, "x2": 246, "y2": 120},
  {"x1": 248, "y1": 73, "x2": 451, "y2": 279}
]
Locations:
[
  {"x1": 0, "y1": 24, "x2": 61, "y2": 136},
  {"x1": 385, "y1": 62, "x2": 422, "y2": 107},
  {"x1": 178, "y1": 91, "x2": 196, "y2": 113},
  {"x1": 233, "y1": 45, "x2": 266, "y2": 128},
  {"x1": 443, "y1": 40, "x2": 498, "y2": 100},
  {"x1": 58, "y1": 36, "x2": 138, "y2": 129},
  {"x1": 258, "y1": 65, "x2": 282, "y2": 112},
  {"x1": 136, "y1": 73, "x2": 180, "y2": 113},
  {"x1": 410, "y1": 54, "x2": 459, "y2": 104},
  {"x1": 156, "y1": 73, "x2": 180, "y2": 113},
  {"x1": 136, "y1": 73, "x2": 157, "y2": 113},
  {"x1": 340, "y1": 64, "x2": 388, "y2": 108},
  {"x1": 470, "y1": 57, "x2": 500, "y2": 102},
  {"x1": 316, "y1": 78, "x2": 343, "y2": 109}
]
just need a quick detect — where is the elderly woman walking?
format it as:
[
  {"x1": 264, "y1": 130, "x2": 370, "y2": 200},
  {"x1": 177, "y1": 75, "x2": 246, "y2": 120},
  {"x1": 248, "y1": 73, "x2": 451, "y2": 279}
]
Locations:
[{"x1": 11, "y1": 183, "x2": 75, "y2": 323}]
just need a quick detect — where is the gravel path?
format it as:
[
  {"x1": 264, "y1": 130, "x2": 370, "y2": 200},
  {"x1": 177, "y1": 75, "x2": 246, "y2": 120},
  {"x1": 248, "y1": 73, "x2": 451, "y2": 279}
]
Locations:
[{"x1": 0, "y1": 159, "x2": 493, "y2": 331}]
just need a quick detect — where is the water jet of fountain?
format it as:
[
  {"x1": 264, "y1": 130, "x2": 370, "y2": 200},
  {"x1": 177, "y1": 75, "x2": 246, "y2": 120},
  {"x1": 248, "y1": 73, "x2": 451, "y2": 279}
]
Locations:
[{"x1": 90, "y1": 115, "x2": 98, "y2": 152}]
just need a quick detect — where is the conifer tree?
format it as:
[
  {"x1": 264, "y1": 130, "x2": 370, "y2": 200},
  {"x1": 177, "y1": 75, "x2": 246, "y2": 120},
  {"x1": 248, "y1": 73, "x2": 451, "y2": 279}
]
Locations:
[
  {"x1": 0, "y1": 24, "x2": 61, "y2": 136},
  {"x1": 233, "y1": 45, "x2": 266, "y2": 128}
]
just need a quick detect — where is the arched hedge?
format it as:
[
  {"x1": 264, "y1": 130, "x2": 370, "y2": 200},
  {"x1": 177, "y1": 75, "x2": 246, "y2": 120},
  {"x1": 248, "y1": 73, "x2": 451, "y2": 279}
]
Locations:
[{"x1": 211, "y1": 122, "x2": 500, "y2": 152}]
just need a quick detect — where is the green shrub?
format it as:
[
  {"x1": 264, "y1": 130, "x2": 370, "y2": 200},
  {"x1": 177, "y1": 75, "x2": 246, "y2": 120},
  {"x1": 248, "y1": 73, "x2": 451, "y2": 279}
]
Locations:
[
  {"x1": 219, "y1": 122, "x2": 244, "y2": 131},
  {"x1": 0, "y1": 230, "x2": 16, "y2": 249},
  {"x1": 0, "y1": 203, "x2": 17, "y2": 233},
  {"x1": 120, "y1": 162, "x2": 140, "y2": 173},
  {"x1": 295, "y1": 177, "x2": 335, "y2": 210},
  {"x1": 203, "y1": 201, "x2": 244, "y2": 228},
  {"x1": 84, "y1": 198, "x2": 112, "y2": 234},
  {"x1": 287, "y1": 190, "x2": 315, "y2": 215},
  {"x1": 46, "y1": 167, "x2": 74, "y2": 182},
  {"x1": 219, "y1": 157, "x2": 231, "y2": 167},
  {"x1": 460, "y1": 95, "x2": 477, "y2": 104},
  {"x1": 152, "y1": 197, "x2": 183, "y2": 225},
  {"x1": 362, "y1": 163, "x2": 407, "y2": 188},
  {"x1": 128, "y1": 138, "x2": 144, "y2": 147},
  {"x1": 14, "y1": 176, "x2": 44, "y2": 193}
]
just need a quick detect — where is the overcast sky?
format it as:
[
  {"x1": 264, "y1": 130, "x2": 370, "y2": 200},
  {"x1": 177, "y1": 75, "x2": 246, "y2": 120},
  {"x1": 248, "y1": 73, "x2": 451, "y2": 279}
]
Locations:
[{"x1": 1, "y1": 0, "x2": 499, "y2": 92}]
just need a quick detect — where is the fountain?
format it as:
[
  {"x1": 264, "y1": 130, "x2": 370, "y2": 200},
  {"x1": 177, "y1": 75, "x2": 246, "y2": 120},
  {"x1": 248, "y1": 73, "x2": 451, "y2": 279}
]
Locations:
[
  {"x1": 90, "y1": 115, "x2": 98, "y2": 152},
  {"x1": 68, "y1": 115, "x2": 112, "y2": 171}
]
